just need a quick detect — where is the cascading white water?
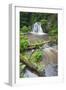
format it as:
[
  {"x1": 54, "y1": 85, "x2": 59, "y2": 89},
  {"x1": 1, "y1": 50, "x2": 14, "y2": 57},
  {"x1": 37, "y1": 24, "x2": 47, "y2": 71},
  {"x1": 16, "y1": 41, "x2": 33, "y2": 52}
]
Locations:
[
  {"x1": 31, "y1": 22, "x2": 46, "y2": 35},
  {"x1": 32, "y1": 22, "x2": 43, "y2": 33}
]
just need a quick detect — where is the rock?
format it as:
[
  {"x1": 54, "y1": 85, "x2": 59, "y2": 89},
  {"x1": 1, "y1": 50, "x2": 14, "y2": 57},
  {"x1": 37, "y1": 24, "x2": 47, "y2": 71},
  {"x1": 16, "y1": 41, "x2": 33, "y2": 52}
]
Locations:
[
  {"x1": 42, "y1": 44, "x2": 49, "y2": 49},
  {"x1": 32, "y1": 49, "x2": 35, "y2": 53},
  {"x1": 52, "y1": 45, "x2": 58, "y2": 50}
]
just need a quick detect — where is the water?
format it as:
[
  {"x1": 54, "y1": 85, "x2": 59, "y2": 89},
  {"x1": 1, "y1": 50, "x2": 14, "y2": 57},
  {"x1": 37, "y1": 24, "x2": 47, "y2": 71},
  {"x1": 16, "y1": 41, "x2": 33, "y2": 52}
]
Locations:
[
  {"x1": 33, "y1": 22, "x2": 43, "y2": 33},
  {"x1": 43, "y1": 45, "x2": 58, "y2": 65},
  {"x1": 23, "y1": 45, "x2": 58, "y2": 77},
  {"x1": 24, "y1": 69, "x2": 38, "y2": 77},
  {"x1": 45, "y1": 64, "x2": 58, "y2": 76},
  {"x1": 31, "y1": 22, "x2": 47, "y2": 35}
]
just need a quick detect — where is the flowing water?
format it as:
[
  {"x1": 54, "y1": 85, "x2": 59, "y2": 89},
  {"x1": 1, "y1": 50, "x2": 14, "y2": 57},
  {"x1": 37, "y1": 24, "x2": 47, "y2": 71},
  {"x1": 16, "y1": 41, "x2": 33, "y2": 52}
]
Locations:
[
  {"x1": 24, "y1": 69, "x2": 38, "y2": 77},
  {"x1": 23, "y1": 45, "x2": 58, "y2": 77},
  {"x1": 32, "y1": 22, "x2": 43, "y2": 33},
  {"x1": 28, "y1": 22, "x2": 48, "y2": 41},
  {"x1": 30, "y1": 22, "x2": 47, "y2": 35}
]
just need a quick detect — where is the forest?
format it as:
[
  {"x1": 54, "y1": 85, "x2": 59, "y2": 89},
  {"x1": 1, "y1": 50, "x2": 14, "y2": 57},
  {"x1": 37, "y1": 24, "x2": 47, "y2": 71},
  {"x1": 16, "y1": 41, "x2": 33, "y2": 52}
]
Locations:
[{"x1": 20, "y1": 12, "x2": 58, "y2": 78}]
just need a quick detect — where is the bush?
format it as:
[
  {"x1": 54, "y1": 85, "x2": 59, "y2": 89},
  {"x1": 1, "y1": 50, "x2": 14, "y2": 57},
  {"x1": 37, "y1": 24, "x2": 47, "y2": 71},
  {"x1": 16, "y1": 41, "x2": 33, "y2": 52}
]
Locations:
[
  {"x1": 48, "y1": 27, "x2": 58, "y2": 44},
  {"x1": 34, "y1": 50, "x2": 43, "y2": 62},
  {"x1": 20, "y1": 36, "x2": 29, "y2": 52},
  {"x1": 20, "y1": 26, "x2": 31, "y2": 33}
]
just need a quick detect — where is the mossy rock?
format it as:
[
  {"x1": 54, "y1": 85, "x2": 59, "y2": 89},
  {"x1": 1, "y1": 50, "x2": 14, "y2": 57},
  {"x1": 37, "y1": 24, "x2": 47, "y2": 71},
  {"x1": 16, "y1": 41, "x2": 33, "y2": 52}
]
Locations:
[
  {"x1": 30, "y1": 49, "x2": 43, "y2": 62},
  {"x1": 20, "y1": 63, "x2": 26, "y2": 78},
  {"x1": 20, "y1": 49, "x2": 45, "y2": 76}
]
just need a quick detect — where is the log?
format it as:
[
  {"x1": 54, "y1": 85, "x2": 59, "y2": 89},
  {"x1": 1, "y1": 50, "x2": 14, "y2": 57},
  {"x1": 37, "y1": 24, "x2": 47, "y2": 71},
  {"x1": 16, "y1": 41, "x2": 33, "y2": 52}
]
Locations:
[
  {"x1": 30, "y1": 40, "x2": 50, "y2": 46},
  {"x1": 27, "y1": 40, "x2": 50, "y2": 50},
  {"x1": 20, "y1": 54, "x2": 45, "y2": 76}
]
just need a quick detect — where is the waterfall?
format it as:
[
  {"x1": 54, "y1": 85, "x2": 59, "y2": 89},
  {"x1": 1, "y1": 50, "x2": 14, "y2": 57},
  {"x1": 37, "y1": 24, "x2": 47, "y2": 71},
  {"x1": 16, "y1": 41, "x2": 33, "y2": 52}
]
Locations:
[
  {"x1": 32, "y1": 22, "x2": 43, "y2": 33},
  {"x1": 31, "y1": 22, "x2": 46, "y2": 35}
]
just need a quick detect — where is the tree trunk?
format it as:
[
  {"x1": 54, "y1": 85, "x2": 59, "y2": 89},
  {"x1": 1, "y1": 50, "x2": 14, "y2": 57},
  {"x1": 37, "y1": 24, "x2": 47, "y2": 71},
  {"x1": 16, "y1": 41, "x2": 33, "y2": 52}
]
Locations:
[{"x1": 20, "y1": 54, "x2": 45, "y2": 76}]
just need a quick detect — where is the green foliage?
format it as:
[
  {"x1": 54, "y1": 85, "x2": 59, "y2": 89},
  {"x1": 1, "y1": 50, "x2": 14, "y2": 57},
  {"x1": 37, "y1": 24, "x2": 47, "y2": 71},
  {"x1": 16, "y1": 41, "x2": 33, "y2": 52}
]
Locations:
[
  {"x1": 20, "y1": 26, "x2": 31, "y2": 33},
  {"x1": 20, "y1": 53, "x2": 45, "y2": 74},
  {"x1": 40, "y1": 19, "x2": 48, "y2": 25},
  {"x1": 20, "y1": 36, "x2": 29, "y2": 52},
  {"x1": 20, "y1": 63, "x2": 26, "y2": 78},
  {"x1": 49, "y1": 35, "x2": 58, "y2": 45},
  {"x1": 48, "y1": 24, "x2": 58, "y2": 44},
  {"x1": 48, "y1": 14, "x2": 58, "y2": 36},
  {"x1": 48, "y1": 23, "x2": 58, "y2": 35},
  {"x1": 34, "y1": 50, "x2": 43, "y2": 62},
  {"x1": 37, "y1": 63, "x2": 45, "y2": 72},
  {"x1": 31, "y1": 49, "x2": 43, "y2": 62},
  {"x1": 40, "y1": 19, "x2": 48, "y2": 33},
  {"x1": 20, "y1": 12, "x2": 31, "y2": 28}
]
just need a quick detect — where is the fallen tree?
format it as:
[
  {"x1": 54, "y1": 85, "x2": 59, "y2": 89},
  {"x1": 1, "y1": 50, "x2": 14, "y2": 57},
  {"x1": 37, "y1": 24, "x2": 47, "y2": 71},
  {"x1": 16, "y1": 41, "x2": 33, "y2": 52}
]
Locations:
[
  {"x1": 20, "y1": 54, "x2": 45, "y2": 76},
  {"x1": 28, "y1": 40, "x2": 50, "y2": 50}
]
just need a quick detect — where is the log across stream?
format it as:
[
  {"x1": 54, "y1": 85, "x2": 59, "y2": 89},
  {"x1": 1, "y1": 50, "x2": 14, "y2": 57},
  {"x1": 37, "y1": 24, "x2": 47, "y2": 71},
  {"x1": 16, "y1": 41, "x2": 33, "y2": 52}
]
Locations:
[
  {"x1": 20, "y1": 33, "x2": 58, "y2": 77},
  {"x1": 20, "y1": 45, "x2": 58, "y2": 77}
]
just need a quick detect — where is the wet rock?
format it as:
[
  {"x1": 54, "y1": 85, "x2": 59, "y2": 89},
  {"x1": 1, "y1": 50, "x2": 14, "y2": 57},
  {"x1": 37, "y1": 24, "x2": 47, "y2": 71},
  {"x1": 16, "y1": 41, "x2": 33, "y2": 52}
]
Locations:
[{"x1": 42, "y1": 44, "x2": 49, "y2": 49}]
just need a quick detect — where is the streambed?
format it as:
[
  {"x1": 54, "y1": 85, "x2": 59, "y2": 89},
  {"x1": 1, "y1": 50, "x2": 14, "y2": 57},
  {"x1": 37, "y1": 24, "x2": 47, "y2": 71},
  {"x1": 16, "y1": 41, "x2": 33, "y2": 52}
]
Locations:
[{"x1": 20, "y1": 44, "x2": 58, "y2": 78}]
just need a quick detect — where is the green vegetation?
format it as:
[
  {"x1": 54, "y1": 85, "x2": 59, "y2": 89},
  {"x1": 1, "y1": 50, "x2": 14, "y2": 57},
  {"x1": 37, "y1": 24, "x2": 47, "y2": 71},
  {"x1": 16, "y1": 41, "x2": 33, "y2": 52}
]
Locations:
[
  {"x1": 20, "y1": 35, "x2": 29, "y2": 52},
  {"x1": 20, "y1": 53, "x2": 45, "y2": 75},
  {"x1": 20, "y1": 63, "x2": 26, "y2": 78},
  {"x1": 20, "y1": 12, "x2": 58, "y2": 35},
  {"x1": 20, "y1": 12, "x2": 58, "y2": 44},
  {"x1": 20, "y1": 26, "x2": 31, "y2": 33},
  {"x1": 30, "y1": 49, "x2": 43, "y2": 62}
]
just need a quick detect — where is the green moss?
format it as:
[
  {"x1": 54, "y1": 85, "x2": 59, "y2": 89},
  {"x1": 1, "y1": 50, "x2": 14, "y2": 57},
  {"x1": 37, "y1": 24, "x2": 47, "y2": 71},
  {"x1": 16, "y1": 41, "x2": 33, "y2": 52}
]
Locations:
[
  {"x1": 20, "y1": 63, "x2": 26, "y2": 78},
  {"x1": 37, "y1": 63, "x2": 45, "y2": 72},
  {"x1": 20, "y1": 50, "x2": 45, "y2": 74},
  {"x1": 30, "y1": 49, "x2": 43, "y2": 62}
]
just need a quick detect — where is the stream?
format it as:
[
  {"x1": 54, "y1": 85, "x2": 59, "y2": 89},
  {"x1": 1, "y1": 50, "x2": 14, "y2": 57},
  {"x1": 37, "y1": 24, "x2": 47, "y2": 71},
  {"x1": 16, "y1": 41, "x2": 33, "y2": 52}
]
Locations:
[
  {"x1": 21, "y1": 45, "x2": 58, "y2": 77},
  {"x1": 20, "y1": 22, "x2": 58, "y2": 77}
]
